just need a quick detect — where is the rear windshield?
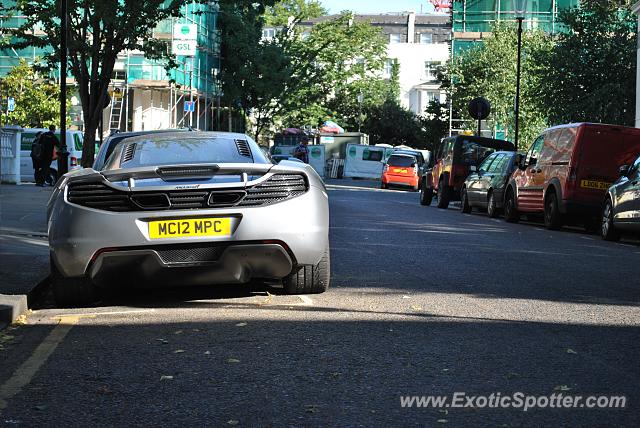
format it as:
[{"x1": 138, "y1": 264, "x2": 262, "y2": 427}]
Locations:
[
  {"x1": 387, "y1": 155, "x2": 416, "y2": 167},
  {"x1": 105, "y1": 137, "x2": 258, "y2": 169},
  {"x1": 458, "y1": 140, "x2": 498, "y2": 166}
]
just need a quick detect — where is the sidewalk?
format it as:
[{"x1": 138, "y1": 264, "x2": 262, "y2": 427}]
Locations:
[{"x1": 0, "y1": 183, "x2": 52, "y2": 325}]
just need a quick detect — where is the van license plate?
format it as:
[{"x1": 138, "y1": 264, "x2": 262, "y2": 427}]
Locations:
[
  {"x1": 149, "y1": 218, "x2": 231, "y2": 239},
  {"x1": 580, "y1": 180, "x2": 612, "y2": 190}
]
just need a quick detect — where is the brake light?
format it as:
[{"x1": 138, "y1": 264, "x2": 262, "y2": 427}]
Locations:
[
  {"x1": 413, "y1": 165, "x2": 418, "y2": 175},
  {"x1": 70, "y1": 157, "x2": 78, "y2": 167},
  {"x1": 568, "y1": 166, "x2": 577, "y2": 181},
  {"x1": 383, "y1": 164, "x2": 389, "y2": 173}
]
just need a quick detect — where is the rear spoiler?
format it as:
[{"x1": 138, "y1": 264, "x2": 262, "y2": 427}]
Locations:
[{"x1": 100, "y1": 163, "x2": 275, "y2": 182}]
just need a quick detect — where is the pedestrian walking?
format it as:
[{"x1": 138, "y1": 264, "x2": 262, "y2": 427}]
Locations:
[
  {"x1": 293, "y1": 136, "x2": 310, "y2": 164},
  {"x1": 39, "y1": 125, "x2": 60, "y2": 186},
  {"x1": 30, "y1": 131, "x2": 44, "y2": 185}
]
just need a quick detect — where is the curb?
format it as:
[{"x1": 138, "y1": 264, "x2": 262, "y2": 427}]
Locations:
[{"x1": 0, "y1": 275, "x2": 50, "y2": 329}]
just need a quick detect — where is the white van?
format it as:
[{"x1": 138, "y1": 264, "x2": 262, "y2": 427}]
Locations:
[{"x1": 19, "y1": 128, "x2": 85, "y2": 183}]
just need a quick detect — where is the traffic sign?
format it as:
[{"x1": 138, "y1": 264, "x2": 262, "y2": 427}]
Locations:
[
  {"x1": 173, "y1": 24, "x2": 198, "y2": 41},
  {"x1": 7, "y1": 97, "x2": 15, "y2": 112},
  {"x1": 184, "y1": 101, "x2": 195, "y2": 113}
]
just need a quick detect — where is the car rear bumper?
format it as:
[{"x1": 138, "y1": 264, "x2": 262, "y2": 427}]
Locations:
[
  {"x1": 88, "y1": 243, "x2": 293, "y2": 287},
  {"x1": 382, "y1": 174, "x2": 419, "y2": 187},
  {"x1": 49, "y1": 186, "x2": 328, "y2": 279}
]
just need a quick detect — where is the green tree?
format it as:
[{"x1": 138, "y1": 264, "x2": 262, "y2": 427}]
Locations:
[
  {"x1": 448, "y1": 23, "x2": 553, "y2": 148},
  {"x1": 277, "y1": 13, "x2": 388, "y2": 128},
  {"x1": 6, "y1": 0, "x2": 205, "y2": 167},
  {"x1": 264, "y1": 0, "x2": 327, "y2": 26},
  {"x1": 0, "y1": 60, "x2": 68, "y2": 128},
  {"x1": 419, "y1": 100, "x2": 449, "y2": 151},
  {"x1": 535, "y1": 0, "x2": 637, "y2": 126},
  {"x1": 363, "y1": 100, "x2": 426, "y2": 147}
]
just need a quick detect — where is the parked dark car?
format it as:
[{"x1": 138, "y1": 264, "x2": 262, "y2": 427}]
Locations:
[
  {"x1": 601, "y1": 153, "x2": 640, "y2": 241},
  {"x1": 421, "y1": 135, "x2": 515, "y2": 208},
  {"x1": 460, "y1": 151, "x2": 521, "y2": 217}
]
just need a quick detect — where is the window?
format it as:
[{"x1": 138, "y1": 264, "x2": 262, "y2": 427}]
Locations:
[
  {"x1": 488, "y1": 154, "x2": 508, "y2": 173},
  {"x1": 526, "y1": 135, "x2": 545, "y2": 166},
  {"x1": 363, "y1": 149, "x2": 383, "y2": 162},
  {"x1": 419, "y1": 33, "x2": 433, "y2": 44},
  {"x1": 262, "y1": 28, "x2": 276, "y2": 40},
  {"x1": 459, "y1": 140, "x2": 496, "y2": 166},
  {"x1": 383, "y1": 59, "x2": 394, "y2": 78},
  {"x1": 387, "y1": 155, "x2": 416, "y2": 167},
  {"x1": 478, "y1": 154, "x2": 497, "y2": 173},
  {"x1": 389, "y1": 33, "x2": 402, "y2": 44},
  {"x1": 424, "y1": 61, "x2": 441, "y2": 81}
]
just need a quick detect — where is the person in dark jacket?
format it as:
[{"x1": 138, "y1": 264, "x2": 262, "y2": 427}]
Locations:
[
  {"x1": 39, "y1": 125, "x2": 60, "y2": 186},
  {"x1": 30, "y1": 131, "x2": 44, "y2": 185}
]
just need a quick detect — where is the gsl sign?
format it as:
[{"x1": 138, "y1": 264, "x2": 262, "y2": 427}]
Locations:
[{"x1": 172, "y1": 41, "x2": 196, "y2": 56}]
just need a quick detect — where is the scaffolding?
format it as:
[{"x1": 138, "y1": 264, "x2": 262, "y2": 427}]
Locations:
[{"x1": 0, "y1": 1, "x2": 222, "y2": 133}]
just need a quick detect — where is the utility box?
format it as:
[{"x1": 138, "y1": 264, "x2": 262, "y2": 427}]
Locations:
[{"x1": 320, "y1": 133, "x2": 369, "y2": 159}]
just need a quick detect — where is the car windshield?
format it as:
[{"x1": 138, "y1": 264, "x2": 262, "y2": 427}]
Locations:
[
  {"x1": 387, "y1": 155, "x2": 415, "y2": 167},
  {"x1": 104, "y1": 136, "x2": 262, "y2": 169}
]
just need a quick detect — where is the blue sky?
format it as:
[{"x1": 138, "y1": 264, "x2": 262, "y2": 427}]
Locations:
[{"x1": 321, "y1": 0, "x2": 436, "y2": 14}]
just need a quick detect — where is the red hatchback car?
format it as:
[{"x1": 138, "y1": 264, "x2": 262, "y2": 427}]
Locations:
[
  {"x1": 381, "y1": 153, "x2": 421, "y2": 191},
  {"x1": 504, "y1": 123, "x2": 640, "y2": 229}
]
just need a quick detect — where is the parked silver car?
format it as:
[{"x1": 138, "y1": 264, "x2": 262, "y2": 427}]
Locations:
[{"x1": 47, "y1": 132, "x2": 330, "y2": 306}]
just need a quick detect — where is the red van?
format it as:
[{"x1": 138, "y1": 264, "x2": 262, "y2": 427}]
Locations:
[{"x1": 504, "y1": 123, "x2": 640, "y2": 229}]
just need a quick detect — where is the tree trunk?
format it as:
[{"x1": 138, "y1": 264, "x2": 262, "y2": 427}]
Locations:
[{"x1": 82, "y1": 119, "x2": 99, "y2": 168}]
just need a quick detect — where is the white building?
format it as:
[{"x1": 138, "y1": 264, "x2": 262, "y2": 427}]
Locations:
[{"x1": 294, "y1": 12, "x2": 451, "y2": 115}]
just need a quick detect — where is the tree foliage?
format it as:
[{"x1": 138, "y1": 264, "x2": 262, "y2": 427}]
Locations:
[
  {"x1": 448, "y1": 24, "x2": 553, "y2": 148},
  {"x1": 264, "y1": 0, "x2": 327, "y2": 26},
  {"x1": 6, "y1": 0, "x2": 204, "y2": 166},
  {"x1": 534, "y1": 0, "x2": 637, "y2": 126},
  {"x1": 420, "y1": 100, "x2": 449, "y2": 151},
  {"x1": 0, "y1": 60, "x2": 67, "y2": 128},
  {"x1": 363, "y1": 100, "x2": 427, "y2": 148}
]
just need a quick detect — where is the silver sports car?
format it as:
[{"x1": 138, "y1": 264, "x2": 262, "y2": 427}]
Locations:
[{"x1": 47, "y1": 132, "x2": 330, "y2": 307}]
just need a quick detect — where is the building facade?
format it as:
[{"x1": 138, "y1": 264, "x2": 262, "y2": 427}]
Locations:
[
  {"x1": 0, "y1": 1, "x2": 221, "y2": 135},
  {"x1": 292, "y1": 12, "x2": 451, "y2": 116}
]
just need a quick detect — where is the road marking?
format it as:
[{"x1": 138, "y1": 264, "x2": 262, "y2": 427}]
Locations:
[
  {"x1": 0, "y1": 315, "x2": 87, "y2": 411},
  {"x1": 48, "y1": 309, "x2": 156, "y2": 319}
]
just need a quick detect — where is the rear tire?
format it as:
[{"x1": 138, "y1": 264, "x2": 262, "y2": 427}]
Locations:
[
  {"x1": 504, "y1": 188, "x2": 519, "y2": 223},
  {"x1": 544, "y1": 192, "x2": 562, "y2": 230},
  {"x1": 601, "y1": 198, "x2": 620, "y2": 241},
  {"x1": 436, "y1": 178, "x2": 450, "y2": 209},
  {"x1": 460, "y1": 188, "x2": 471, "y2": 213},
  {"x1": 51, "y1": 257, "x2": 98, "y2": 308},
  {"x1": 487, "y1": 191, "x2": 499, "y2": 218},
  {"x1": 420, "y1": 184, "x2": 433, "y2": 206},
  {"x1": 283, "y1": 246, "x2": 330, "y2": 294}
]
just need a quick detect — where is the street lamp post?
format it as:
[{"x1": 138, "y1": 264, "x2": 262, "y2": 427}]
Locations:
[
  {"x1": 357, "y1": 91, "x2": 364, "y2": 133},
  {"x1": 513, "y1": 0, "x2": 527, "y2": 152},
  {"x1": 58, "y1": 0, "x2": 69, "y2": 177}
]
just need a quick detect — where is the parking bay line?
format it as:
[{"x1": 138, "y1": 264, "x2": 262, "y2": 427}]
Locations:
[{"x1": 0, "y1": 315, "x2": 86, "y2": 411}]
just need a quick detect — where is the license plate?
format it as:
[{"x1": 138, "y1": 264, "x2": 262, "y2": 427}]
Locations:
[
  {"x1": 148, "y1": 217, "x2": 231, "y2": 239},
  {"x1": 580, "y1": 180, "x2": 612, "y2": 190},
  {"x1": 393, "y1": 168, "x2": 408, "y2": 174}
]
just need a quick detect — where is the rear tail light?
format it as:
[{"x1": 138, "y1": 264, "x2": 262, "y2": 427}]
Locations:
[
  {"x1": 383, "y1": 164, "x2": 389, "y2": 173},
  {"x1": 70, "y1": 157, "x2": 78, "y2": 167},
  {"x1": 413, "y1": 165, "x2": 418, "y2": 175},
  {"x1": 568, "y1": 166, "x2": 577, "y2": 182}
]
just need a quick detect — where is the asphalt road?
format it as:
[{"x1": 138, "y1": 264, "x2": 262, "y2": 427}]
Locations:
[{"x1": 1, "y1": 184, "x2": 639, "y2": 426}]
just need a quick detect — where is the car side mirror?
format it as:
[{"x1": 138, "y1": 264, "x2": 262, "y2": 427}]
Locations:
[{"x1": 619, "y1": 164, "x2": 630, "y2": 177}]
